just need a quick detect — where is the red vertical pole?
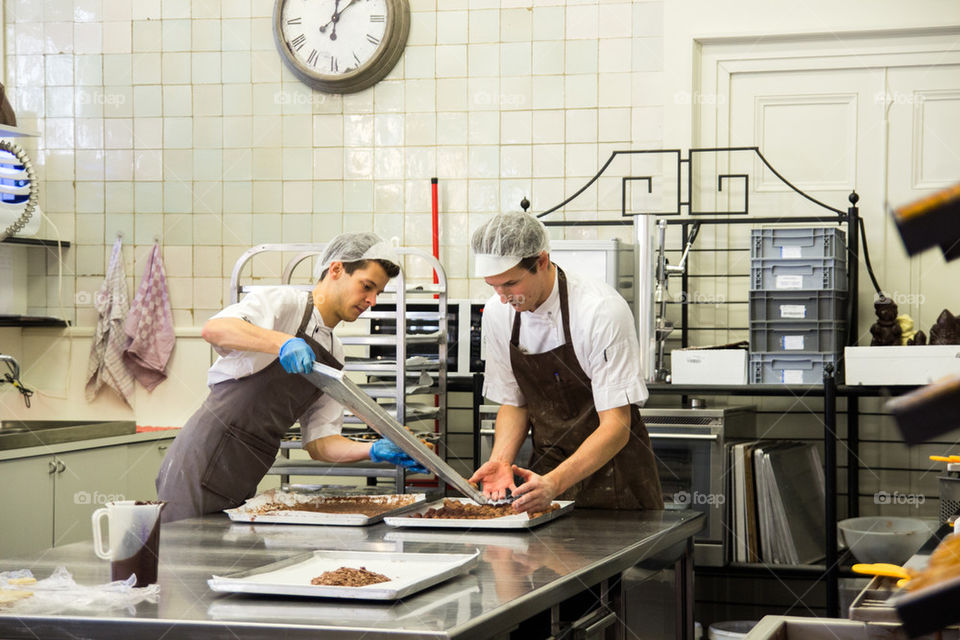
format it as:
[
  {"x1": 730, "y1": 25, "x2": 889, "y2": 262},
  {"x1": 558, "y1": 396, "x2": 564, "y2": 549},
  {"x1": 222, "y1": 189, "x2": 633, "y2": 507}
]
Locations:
[{"x1": 431, "y1": 177, "x2": 439, "y2": 284}]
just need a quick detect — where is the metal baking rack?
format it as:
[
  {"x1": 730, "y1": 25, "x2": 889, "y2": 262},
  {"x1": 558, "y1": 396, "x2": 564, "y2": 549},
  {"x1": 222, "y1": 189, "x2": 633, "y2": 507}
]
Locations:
[{"x1": 227, "y1": 243, "x2": 448, "y2": 493}]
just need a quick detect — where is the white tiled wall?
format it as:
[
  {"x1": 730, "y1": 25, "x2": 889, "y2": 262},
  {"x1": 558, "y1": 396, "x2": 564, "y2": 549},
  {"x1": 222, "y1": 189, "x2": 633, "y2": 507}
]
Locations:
[{"x1": 4, "y1": 0, "x2": 663, "y2": 326}]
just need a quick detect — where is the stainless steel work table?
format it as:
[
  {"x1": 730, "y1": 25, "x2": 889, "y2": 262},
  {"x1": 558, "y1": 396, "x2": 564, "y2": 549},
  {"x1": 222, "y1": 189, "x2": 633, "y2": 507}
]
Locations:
[{"x1": 0, "y1": 508, "x2": 703, "y2": 640}]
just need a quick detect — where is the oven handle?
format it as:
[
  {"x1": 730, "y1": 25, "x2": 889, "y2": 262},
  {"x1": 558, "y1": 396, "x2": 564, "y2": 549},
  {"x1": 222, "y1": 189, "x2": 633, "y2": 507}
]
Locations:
[{"x1": 648, "y1": 433, "x2": 719, "y2": 440}]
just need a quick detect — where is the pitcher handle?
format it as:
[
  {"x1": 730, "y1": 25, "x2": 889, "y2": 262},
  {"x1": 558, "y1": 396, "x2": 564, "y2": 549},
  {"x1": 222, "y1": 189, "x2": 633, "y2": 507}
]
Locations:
[{"x1": 91, "y1": 508, "x2": 111, "y2": 560}]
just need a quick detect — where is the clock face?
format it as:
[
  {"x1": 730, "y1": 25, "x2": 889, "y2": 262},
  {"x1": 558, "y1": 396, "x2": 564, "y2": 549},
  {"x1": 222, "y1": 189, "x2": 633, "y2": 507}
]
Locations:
[{"x1": 274, "y1": 0, "x2": 409, "y2": 94}]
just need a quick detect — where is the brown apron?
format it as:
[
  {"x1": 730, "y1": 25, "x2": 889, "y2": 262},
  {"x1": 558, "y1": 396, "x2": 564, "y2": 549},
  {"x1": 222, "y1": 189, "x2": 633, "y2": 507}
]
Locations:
[
  {"x1": 509, "y1": 267, "x2": 663, "y2": 510},
  {"x1": 156, "y1": 294, "x2": 342, "y2": 522}
]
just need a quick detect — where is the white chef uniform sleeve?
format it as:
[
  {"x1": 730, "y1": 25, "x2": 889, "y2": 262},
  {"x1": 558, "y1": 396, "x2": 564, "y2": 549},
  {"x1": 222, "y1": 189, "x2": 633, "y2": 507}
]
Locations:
[
  {"x1": 209, "y1": 287, "x2": 296, "y2": 356},
  {"x1": 480, "y1": 302, "x2": 526, "y2": 407},
  {"x1": 299, "y1": 395, "x2": 346, "y2": 444},
  {"x1": 586, "y1": 295, "x2": 650, "y2": 411}
]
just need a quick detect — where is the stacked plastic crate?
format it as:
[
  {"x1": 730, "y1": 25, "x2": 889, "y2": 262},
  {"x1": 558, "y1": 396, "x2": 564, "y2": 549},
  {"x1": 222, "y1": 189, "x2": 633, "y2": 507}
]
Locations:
[{"x1": 749, "y1": 228, "x2": 848, "y2": 384}]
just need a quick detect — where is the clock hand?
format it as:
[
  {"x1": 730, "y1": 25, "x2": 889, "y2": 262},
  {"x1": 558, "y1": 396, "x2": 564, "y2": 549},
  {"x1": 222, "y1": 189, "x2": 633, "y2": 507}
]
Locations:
[
  {"x1": 318, "y1": 0, "x2": 341, "y2": 34},
  {"x1": 319, "y1": 0, "x2": 360, "y2": 41}
]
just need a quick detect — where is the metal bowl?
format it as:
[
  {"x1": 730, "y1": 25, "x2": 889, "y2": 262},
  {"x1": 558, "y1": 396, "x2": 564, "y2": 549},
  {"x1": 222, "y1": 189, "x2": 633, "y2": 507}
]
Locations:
[{"x1": 838, "y1": 516, "x2": 932, "y2": 565}]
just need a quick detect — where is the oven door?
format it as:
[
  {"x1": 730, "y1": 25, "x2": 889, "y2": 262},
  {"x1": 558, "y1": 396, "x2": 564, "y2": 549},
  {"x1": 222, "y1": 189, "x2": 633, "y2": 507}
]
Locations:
[{"x1": 648, "y1": 427, "x2": 725, "y2": 546}]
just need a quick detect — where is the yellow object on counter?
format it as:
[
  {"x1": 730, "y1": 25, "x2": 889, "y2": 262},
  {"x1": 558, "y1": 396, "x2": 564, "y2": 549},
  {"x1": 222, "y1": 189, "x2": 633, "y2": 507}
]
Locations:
[
  {"x1": 852, "y1": 563, "x2": 911, "y2": 580},
  {"x1": 897, "y1": 314, "x2": 919, "y2": 345}
]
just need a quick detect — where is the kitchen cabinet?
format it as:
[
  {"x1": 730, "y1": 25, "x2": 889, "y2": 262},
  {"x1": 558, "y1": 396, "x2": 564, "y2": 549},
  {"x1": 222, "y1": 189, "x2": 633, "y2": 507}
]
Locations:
[
  {"x1": 124, "y1": 439, "x2": 173, "y2": 501},
  {"x1": 0, "y1": 456, "x2": 54, "y2": 556},
  {"x1": 52, "y1": 447, "x2": 129, "y2": 547},
  {"x1": 0, "y1": 436, "x2": 176, "y2": 556}
]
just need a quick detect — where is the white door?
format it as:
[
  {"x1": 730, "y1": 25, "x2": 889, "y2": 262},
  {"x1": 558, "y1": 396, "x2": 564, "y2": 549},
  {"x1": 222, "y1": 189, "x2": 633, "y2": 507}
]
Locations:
[
  {"x1": 724, "y1": 67, "x2": 886, "y2": 344},
  {"x1": 885, "y1": 64, "x2": 960, "y2": 331},
  {"x1": 700, "y1": 38, "x2": 960, "y2": 344}
]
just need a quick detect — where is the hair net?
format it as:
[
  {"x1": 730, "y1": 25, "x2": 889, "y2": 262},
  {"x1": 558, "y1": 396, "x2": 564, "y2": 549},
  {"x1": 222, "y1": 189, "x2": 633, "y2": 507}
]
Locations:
[
  {"x1": 471, "y1": 213, "x2": 550, "y2": 277},
  {"x1": 314, "y1": 232, "x2": 401, "y2": 280}
]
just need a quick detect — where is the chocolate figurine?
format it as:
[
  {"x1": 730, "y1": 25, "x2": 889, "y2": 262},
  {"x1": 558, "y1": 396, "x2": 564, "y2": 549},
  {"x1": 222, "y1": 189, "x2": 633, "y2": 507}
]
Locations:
[
  {"x1": 908, "y1": 330, "x2": 927, "y2": 346},
  {"x1": 870, "y1": 297, "x2": 902, "y2": 346},
  {"x1": 929, "y1": 309, "x2": 960, "y2": 345}
]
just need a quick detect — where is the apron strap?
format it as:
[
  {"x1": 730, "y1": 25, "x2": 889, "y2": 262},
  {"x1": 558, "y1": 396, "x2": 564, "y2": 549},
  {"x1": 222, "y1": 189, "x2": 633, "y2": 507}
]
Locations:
[
  {"x1": 509, "y1": 265, "x2": 572, "y2": 347},
  {"x1": 556, "y1": 268, "x2": 573, "y2": 345},
  {"x1": 298, "y1": 293, "x2": 315, "y2": 334}
]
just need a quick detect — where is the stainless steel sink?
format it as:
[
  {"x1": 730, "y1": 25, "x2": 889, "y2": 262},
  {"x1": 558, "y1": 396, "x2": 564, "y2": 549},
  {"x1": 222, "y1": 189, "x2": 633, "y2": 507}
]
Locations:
[{"x1": 0, "y1": 420, "x2": 137, "y2": 450}]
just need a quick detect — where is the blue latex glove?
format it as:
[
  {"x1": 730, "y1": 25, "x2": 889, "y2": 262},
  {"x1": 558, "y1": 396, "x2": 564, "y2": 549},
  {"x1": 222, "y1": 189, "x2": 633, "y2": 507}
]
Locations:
[
  {"x1": 278, "y1": 337, "x2": 314, "y2": 374},
  {"x1": 370, "y1": 439, "x2": 430, "y2": 474}
]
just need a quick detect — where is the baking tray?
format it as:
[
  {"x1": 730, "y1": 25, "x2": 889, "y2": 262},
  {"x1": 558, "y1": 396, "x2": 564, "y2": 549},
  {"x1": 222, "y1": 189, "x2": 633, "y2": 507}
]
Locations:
[
  {"x1": 207, "y1": 577, "x2": 480, "y2": 623},
  {"x1": 383, "y1": 498, "x2": 574, "y2": 529},
  {"x1": 304, "y1": 363, "x2": 488, "y2": 504},
  {"x1": 384, "y1": 529, "x2": 531, "y2": 551},
  {"x1": 224, "y1": 489, "x2": 427, "y2": 526},
  {"x1": 207, "y1": 549, "x2": 480, "y2": 600}
]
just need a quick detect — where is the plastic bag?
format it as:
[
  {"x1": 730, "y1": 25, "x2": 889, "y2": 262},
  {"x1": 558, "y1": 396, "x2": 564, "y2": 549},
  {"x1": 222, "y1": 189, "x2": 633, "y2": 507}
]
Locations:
[{"x1": 0, "y1": 566, "x2": 159, "y2": 615}]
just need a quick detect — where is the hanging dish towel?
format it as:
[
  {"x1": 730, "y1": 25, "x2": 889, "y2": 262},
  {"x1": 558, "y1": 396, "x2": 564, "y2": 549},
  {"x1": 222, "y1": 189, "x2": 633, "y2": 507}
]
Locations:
[
  {"x1": 122, "y1": 242, "x2": 175, "y2": 391},
  {"x1": 85, "y1": 237, "x2": 134, "y2": 405}
]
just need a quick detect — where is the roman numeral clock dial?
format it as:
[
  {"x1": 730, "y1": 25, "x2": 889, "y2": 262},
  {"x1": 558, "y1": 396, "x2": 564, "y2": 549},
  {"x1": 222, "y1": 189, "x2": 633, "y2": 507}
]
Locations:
[{"x1": 274, "y1": 0, "x2": 410, "y2": 94}]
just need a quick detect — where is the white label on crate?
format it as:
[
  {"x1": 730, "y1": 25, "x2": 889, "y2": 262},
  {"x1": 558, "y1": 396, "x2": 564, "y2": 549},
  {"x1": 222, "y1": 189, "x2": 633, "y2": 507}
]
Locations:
[
  {"x1": 780, "y1": 246, "x2": 802, "y2": 259},
  {"x1": 779, "y1": 304, "x2": 807, "y2": 319},
  {"x1": 775, "y1": 275, "x2": 804, "y2": 290},
  {"x1": 781, "y1": 369, "x2": 804, "y2": 384},
  {"x1": 782, "y1": 335, "x2": 805, "y2": 350}
]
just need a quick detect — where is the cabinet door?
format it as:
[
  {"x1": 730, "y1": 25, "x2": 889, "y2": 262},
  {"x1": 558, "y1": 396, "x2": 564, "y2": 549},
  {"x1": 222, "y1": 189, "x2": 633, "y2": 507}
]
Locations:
[
  {"x1": 53, "y1": 447, "x2": 128, "y2": 547},
  {"x1": 125, "y1": 439, "x2": 175, "y2": 501},
  {"x1": 0, "y1": 456, "x2": 55, "y2": 556}
]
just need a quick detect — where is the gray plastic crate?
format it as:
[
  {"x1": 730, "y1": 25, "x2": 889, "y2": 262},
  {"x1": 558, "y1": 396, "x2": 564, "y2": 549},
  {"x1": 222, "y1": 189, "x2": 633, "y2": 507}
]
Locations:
[
  {"x1": 749, "y1": 352, "x2": 840, "y2": 385},
  {"x1": 751, "y1": 227, "x2": 847, "y2": 260},
  {"x1": 750, "y1": 320, "x2": 847, "y2": 353},
  {"x1": 749, "y1": 290, "x2": 848, "y2": 323},
  {"x1": 750, "y1": 257, "x2": 848, "y2": 291}
]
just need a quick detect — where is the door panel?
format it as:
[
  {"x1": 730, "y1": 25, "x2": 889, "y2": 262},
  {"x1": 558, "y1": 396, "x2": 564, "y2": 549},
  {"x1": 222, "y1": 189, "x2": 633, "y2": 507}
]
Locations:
[
  {"x1": 125, "y1": 439, "x2": 175, "y2": 501},
  {"x1": 0, "y1": 456, "x2": 54, "y2": 556},
  {"x1": 54, "y1": 447, "x2": 127, "y2": 547},
  {"x1": 886, "y1": 65, "x2": 960, "y2": 332},
  {"x1": 726, "y1": 68, "x2": 885, "y2": 344}
]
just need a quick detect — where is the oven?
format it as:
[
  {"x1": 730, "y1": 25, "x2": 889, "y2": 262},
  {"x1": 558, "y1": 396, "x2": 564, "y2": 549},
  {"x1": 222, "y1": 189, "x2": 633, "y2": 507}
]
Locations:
[
  {"x1": 477, "y1": 404, "x2": 755, "y2": 567},
  {"x1": 643, "y1": 406, "x2": 755, "y2": 566},
  {"x1": 367, "y1": 299, "x2": 484, "y2": 375}
]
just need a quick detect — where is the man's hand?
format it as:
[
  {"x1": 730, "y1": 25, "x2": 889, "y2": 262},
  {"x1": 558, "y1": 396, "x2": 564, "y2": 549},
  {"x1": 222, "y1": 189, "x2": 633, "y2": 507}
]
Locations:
[
  {"x1": 510, "y1": 465, "x2": 560, "y2": 514},
  {"x1": 278, "y1": 337, "x2": 314, "y2": 374},
  {"x1": 469, "y1": 460, "x2": 516, "y2": 502}
]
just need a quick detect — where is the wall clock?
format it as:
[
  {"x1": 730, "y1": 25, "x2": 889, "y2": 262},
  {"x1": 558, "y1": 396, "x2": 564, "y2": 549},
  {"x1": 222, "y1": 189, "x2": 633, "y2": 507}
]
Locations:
[{"x1": 273, "y1": 0, "x2": 410, "y2": 94}]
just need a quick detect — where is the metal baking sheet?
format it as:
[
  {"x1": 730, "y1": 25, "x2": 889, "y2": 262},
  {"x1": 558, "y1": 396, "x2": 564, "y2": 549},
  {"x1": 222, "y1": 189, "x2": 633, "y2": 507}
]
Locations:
[
  {"x1": 383, "y1": 498, "x2": 575, "y2": 529},
  {"x1": 207, "y1": 549, "x2": 480, "y2": 601},
  {"x1": 224, "y1": 489, "x2": 427, "y2": 526},
  {"x1": 304, "y1": 363, "x2": 487, "y2": 504},
  {"x1": 207, "y1": 578, "x2": 480, "y2": 623}
]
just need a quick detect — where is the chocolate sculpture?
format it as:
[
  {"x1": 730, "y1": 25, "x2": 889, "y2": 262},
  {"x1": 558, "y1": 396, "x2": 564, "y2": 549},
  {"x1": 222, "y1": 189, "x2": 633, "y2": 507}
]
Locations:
[
  {"x1": 929, "y1": 309, "x2": 960, "y2": 345},
  {"x1": 870, "y1": 297, "x2": 902, "y2": 346}
]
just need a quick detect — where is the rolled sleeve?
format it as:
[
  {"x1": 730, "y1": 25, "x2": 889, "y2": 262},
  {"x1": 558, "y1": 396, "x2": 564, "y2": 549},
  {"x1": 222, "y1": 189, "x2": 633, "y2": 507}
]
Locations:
[
  {"x1": 586, "y1": 298, "x2": 649, "y2": 412},
  {"x1": 480, "y1": 302, "x2": 526, "y2": 407},
  {"x1": 299, "y1": 394, "x2": 345, "y2": 444},
  {"x1": 210, "y1": 288, "x2": 299, "y2": 357}
]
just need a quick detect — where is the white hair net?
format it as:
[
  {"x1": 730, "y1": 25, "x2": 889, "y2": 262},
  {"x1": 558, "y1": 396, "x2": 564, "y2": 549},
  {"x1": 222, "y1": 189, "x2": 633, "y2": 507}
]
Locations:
[
  {"x1": 314, "y1": 232, "x2": 401, "y2": 281},
  {"x1": 471, "y1": 213, "x2": 550, "y2": 277}
]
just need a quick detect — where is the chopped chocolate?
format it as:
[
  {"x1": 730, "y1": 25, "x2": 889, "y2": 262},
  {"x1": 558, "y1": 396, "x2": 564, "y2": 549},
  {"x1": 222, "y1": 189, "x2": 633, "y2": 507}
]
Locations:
[
  {"x1": 311, "y1": 567, "x2": 390, "y2": 587},
  {"x1": 251, "y1": 495, "x2": 416, "y2": 517},
  {"x1": 411, "y1": 498, "x2": 560, "y2": 519}
]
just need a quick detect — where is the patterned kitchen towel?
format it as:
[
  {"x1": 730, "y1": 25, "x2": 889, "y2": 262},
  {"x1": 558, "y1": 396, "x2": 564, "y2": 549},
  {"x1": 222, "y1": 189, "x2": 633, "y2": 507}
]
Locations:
[
  {"x1": 123, "y1": 242, "x2": 175, "y2": 391},
  {"x1": 85, "y1": 237, "x2": 134, "y2": 405}
]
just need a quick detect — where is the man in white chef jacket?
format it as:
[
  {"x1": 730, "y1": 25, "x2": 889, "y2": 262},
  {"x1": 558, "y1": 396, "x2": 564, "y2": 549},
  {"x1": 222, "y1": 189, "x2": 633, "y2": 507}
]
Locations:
[
  {"x1": 157, "y1": 232, "x2": 426, "y2": 521},
  {"x1": 469, "y1": 213, "x2": 662, "y2": 513}
]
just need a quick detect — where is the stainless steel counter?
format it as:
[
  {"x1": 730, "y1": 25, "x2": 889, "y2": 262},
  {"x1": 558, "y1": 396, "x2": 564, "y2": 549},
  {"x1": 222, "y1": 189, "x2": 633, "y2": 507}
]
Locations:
[{"x1": 0, "y1": 509, "x2": 702, "y2": 640}]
